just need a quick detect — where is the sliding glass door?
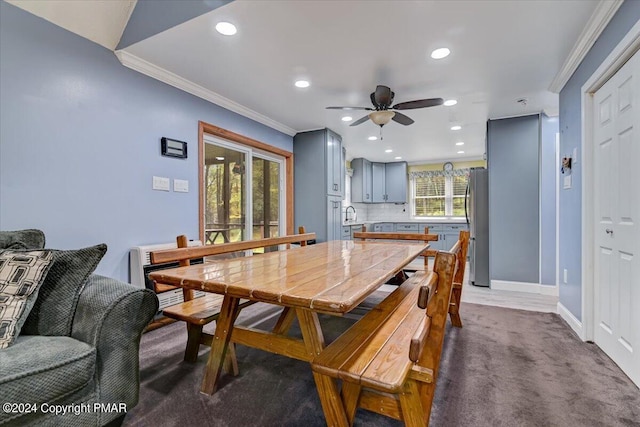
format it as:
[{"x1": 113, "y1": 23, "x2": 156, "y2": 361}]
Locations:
[{"x1": 203, "y1": 135, "x2": 285, "y2": 245}]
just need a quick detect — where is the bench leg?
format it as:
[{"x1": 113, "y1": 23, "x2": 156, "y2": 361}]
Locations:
[
  {"x1": 448, "y1": 285, "x2": 463, "y2": 328},
  {"x1": 417, "y1": 381, "x2": 437, "y2": 427},
  {"x1": 340, "y1": 382, "x2": 361, "y2": 425},
  {"x1": 184, "y1": 323, "x2": 203, "y2": 362},
  {"x1": 399, "y1": 380, "x2": 427, "y2": 427}
]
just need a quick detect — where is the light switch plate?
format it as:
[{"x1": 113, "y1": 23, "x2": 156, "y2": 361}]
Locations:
[
  {"x1": 572, "y1": 147, "x2": 578, "y2": 164},
  {"x1": 174, "y1": 179, "x2": 189, "y2": 193},
  {"x1": 152, "y1": 176, "x2": 170, "y2": 191},
  {"x1": 563, "y1": 175, "x2": 572, "y2": 189}
]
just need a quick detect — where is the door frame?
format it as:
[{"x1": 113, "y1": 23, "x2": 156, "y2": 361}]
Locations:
[
  {"x1": 580, "y1": 21, "x2": 640, "y2": 341},
  {"x1": 198, "y1": 121, "x2": 294, "y2": 243}
]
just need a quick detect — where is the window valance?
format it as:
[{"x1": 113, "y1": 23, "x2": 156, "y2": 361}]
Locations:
[{"x1": 409, "y1": 168, "x2": 470, "y2": 179}]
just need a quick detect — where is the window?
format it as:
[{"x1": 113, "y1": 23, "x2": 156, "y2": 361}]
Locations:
[
  {"x1": 198, "y1": 122, "x2": 294, "y2": 246},
  {"x1": 411, "y1": 169, "x2": 469, "y2": 218}
]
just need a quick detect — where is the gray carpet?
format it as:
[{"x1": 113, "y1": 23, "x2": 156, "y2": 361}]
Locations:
[{"x1": 124, "y1": 301, "x2": 640, "y2": 426}]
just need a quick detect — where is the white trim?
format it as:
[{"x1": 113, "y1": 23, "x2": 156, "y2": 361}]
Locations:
[
  {"x1": 557, "y1": 302, "x2": 585, "y2": 340},
  {"x1": 114, "y1": 50, "x2": 297, "y2": 137},
  {"x1": 491, "y1": 280, "x2": 559, "y2": 296},
  {"x1": 555, "y1": 132, "x2": 560, "y2": 289},
  {"x1": 549, "y1": 0, "x2": 624, "y2": 93},
  {"x1": 580, "y1": 20, "x2": 640, "y2": 343}
]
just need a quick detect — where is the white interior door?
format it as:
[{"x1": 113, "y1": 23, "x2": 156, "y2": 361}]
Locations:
[{"x1": 593, "y1": 48, "x2": 640, "y2": 387}]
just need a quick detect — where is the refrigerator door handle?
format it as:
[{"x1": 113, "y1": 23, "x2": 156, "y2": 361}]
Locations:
[{"x1": 464, "y1": 180, "x2": 470, "y2": 225}]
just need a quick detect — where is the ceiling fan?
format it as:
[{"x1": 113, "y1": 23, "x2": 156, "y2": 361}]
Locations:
[{"x1": 327, "y1": 85, "x2": 444, "y2": 135}]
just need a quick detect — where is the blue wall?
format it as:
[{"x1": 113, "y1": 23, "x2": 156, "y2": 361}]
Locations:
[
  {"x1": 558, "y1": 0, "x2": 640, "y2": 320},
  {"x1": 0, "y1": 2, "x2": 293, "y2": 282},
  {"x1": 487, "y1": 115, "x2": 540, "y2": 284}
]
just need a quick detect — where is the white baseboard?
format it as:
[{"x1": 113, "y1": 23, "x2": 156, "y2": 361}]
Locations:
[
  {"x1": 557, "y1": 302, "x2": 585, "y2": 340},
  {"x1": 491, "y1": 280, "x2": 559, "y2": 296}
]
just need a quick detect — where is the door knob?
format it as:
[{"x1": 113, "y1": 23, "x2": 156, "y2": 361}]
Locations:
[{"x1": 605, "y1": 229, "x2": 613, "y2": 234}]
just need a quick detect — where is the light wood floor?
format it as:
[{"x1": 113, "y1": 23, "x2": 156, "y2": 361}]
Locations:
[
  {"x1": 461, "y1": 284, "x2": 558, "y2": 313},
  {"x1": 401, "y1": 263, "x2": 558, "y2": 314}
]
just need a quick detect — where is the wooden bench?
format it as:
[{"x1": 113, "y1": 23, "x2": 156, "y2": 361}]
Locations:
[
  {"x1": 355, "y1": 226, "x2": 438, "y2": 284},
  {"x1": 420, "y1": 230, "x2": 469, "y2": 327},
  {"x1": 311, "y1": 240, "x2": 464, "y2": 426},
  {"x1": 150, "y1": 229, "x2": 315, "y2": 364},
  {"x1": 358, "y1": 228, "x2": 469, "y2": 328}
]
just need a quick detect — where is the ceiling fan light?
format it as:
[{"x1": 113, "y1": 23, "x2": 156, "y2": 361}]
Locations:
[{"x1": 369, "y1": 111, "x2": 395, "y2": 126}]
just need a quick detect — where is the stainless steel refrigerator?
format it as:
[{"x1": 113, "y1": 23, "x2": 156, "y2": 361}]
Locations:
[{"x1": 465, "y1": 167, "x2": 490, "y2": 287}]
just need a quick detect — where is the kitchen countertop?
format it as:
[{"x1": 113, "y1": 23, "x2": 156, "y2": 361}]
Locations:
[{"x1": 343, "y1": 219, "x2": 467, "y2": 226}]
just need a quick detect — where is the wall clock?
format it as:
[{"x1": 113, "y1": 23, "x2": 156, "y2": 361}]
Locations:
[{"x1": 443, "y1": 162, "x2": 454, "y2": 172}]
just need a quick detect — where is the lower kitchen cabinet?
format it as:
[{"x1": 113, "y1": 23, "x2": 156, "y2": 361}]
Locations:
[
  {"x1": 342, "y1": 226, "x2": 351, "y2": 240},
  {"x1": 327, "y1": 195, "x2": 343, "y2": 242}
]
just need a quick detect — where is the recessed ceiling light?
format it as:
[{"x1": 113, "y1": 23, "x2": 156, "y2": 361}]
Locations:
[
  {"x1": 294, "y1": 80, "x2": 310, "y2": 88},
  {"x1": 341, "y1": 116, "x2": 353, "y2": 122},
  {"x1": 394, "y1": 156, "x2": 402, "y2": 160},
  {"x1": 443, "y1": 99, "x2": 457, "y2": 107},
  {"x1": 215, "y1": 22, "x2": 237, "y2": 36},
  {"x1": 215, "y1": 156, "x2": 225, "y2": 160},
  {"x1": 431, "y1": 47, "x2": 450, "y2": 59},
  {"x1": 450, "y1": 125, "x2": 462, "y2": 131},
  {"x1": 385, "y1": 149, "x2": 393, "y2": 153},
  {"x1": 457, "y1": 150, "x2": 465, "y2": 154},
  {"x1": 368, "y1": 136, "x2": 377, "y2": 141},
  {"x1": 456, "y1": 142, "x2": 465, "y2": 146}
]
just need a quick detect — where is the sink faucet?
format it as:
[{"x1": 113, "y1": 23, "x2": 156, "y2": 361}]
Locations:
[{"x1": 345, "y1": 205, "x2": 357, "y2": 223}]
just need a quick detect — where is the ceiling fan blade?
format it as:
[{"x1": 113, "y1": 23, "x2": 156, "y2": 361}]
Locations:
[
  {"x1": 374, "y1": 85, "x2": 394, "y2": 107},
  {"x1": 350, "y1": 115, "x2": 371, "y2": 126},
  {"x1": 392, "y1": 98, "x2": 444, "y2": 110},
  {"x1": 370, "y1": 92, "x2": 378, "y2": 108},
  {"x1": 392, "y1": 112, "x2": 414, "y2": 126},
  {"x1": 326, "y1": 106, "x2": 373, "y2": 111}
]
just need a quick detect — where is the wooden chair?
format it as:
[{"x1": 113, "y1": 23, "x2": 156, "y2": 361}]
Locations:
[
  {"x1": 312, "y1": 246, "x2": 461, "y2": 426},
  {"x1": 150, "y1": 229, "x2": 314, "y2": 366}
]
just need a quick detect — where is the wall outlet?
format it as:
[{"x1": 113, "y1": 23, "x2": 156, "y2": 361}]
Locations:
[
  {"x1": 152, "y1": 176, "x2": 170, "y2": 191},
  {"x1": 563, "y1": 269, "x2": 568, "y2": 284}
]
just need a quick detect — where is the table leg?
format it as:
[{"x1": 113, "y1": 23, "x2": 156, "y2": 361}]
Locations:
[
  {"x1": 200, "y1": 295, "x2": 241, "y2": 395},
  {"x1": 296, "y1": 309, "x2": 348, "y2": 427}
]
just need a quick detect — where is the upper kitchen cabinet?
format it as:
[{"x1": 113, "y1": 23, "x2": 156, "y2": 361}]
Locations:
[
  {"x1": 327, "y1": 130, "x2": 344, "y2": 196},
  {"x1": 383, "y1": 161, "x2": 408, "y2": 203},
  {"x1": 372, "y1": 162, "x2": 385, "y2": 202},
  {"x1": 294, "y1": 128, "x2": 344, "y2": 198},
  {"x1": 353, "y1": 159, "x2": 407, "y2": 203},
  {"x1": 351, "y1": 158, "x2": 373, "y2": 203}
]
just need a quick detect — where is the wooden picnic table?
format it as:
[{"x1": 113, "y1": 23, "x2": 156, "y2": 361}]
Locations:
[{"x1": 149, "y1": 239, "x2": 428, "y2": 423}]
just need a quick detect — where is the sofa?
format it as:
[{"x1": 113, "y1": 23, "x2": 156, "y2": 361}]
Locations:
[{"x1": 0, "y1": 230, "x2": 158, "y2": 426}]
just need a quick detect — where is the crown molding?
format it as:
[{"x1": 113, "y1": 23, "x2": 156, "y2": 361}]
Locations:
[
  {"x1": 548, "y1": 0, "x2": 624, "y2": 93},
  {"x1": 114, "y1": 50, "x2": 297, "y2": 136}
]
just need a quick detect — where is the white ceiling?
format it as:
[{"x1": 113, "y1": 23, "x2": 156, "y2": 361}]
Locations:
[
  {"x1": 10, "y1": 0, "x2": 604, "y2": 163},
  {"x1": 7, "y1": 0, "x2": 136, "y2": 50}
]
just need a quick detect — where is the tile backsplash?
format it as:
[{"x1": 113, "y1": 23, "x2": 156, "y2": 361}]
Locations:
[
  {"x1": 367, "y1": 203, "x2": 411, "y2": 221},
  {"x1": 342, "y1": 202, "x2": 411, "y2": 222}
]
